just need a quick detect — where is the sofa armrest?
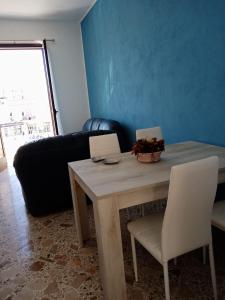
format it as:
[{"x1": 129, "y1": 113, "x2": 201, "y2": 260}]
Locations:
[{"x1": 83, "y1": 118, "x2": 128, "y2": 152}]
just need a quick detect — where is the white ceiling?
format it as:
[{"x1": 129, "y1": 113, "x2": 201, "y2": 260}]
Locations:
[{"x1": 0, "y1": 0, "x2": 96, "y2": 21}]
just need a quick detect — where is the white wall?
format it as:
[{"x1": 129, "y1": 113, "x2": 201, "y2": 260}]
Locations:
[{"x1": 0, "y1": 19, "x2": 90, "y2": 134}]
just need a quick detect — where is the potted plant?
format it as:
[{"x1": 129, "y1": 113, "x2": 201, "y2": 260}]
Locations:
[{"x1": 132, "y1": 137, "x2": 165, "y2": 163}]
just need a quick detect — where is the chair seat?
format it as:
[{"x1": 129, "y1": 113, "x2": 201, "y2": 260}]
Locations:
[
  {"x1": 127, "y1": 212, "x2": 164, "y2": 262},
  {"x1": 212, "y1": 200, "x2": 225, "y2": 231}
]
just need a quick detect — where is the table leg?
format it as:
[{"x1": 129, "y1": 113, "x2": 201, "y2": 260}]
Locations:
[
  {"x1": 69, "y1": 167, "x2": 90, "y2": 247},
  {"x1": 93, "y1": 196, "x2": 127, "y2": 300}
]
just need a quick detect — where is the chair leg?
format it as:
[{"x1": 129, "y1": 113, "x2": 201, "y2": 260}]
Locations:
[
  {"x1": 163, "y1": 261, "x2": 170, "y2": 300},
  {"x1": 130, "y1": 234, "x2": 138, "y2": 281},
  {"x1": 209, "y1": 243, "x2": 218, "y2": 300},
  {"x1": 203, "y1": 246, "x2": 207, "y2": 264}
]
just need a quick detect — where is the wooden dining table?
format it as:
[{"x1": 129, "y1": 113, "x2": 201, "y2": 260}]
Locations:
[{"x1": 68, "y1": 141, "x2": 225, "y2": 300}]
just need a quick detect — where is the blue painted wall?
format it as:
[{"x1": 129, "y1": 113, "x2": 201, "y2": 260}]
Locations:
[{"x1": 82, "y1": 0, "x2": 225, "y2": 145}]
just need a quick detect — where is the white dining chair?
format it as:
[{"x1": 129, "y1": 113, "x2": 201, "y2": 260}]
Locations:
[
  {"x1": 136, "y1": 126, "x2": 163, "y2": 216},
  {"x1": 89, "y1": 133, "x2": 132, "y2": 221},
  {"x1": 127, "y1": 156, "x2": 218, "y2": 300},
  {"x1": 136, "y1": 126, "x2": 163, "y2": 141},
  {"x1": 89, "y1": 133, "x2": 121, "y2": 158},
  {"x1": 212, "y1": 200, "x2": 225, "y2": 231},
  {"x1": 200, "y1": 200, "x2": 225, "y2": 266}
]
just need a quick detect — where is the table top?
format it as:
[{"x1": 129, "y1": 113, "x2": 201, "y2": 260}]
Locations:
[{"x1": 68, "y1": 141, "x2": 225, "y2": 200}]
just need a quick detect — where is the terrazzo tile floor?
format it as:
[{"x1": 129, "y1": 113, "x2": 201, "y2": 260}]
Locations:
[{"x1": 1, "y1": 167, "x2": 225, "y2": 299}]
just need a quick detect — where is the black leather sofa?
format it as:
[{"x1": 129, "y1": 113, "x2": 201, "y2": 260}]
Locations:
[{"x1": 13, "y1": 118, "x2": 126, "y2": 216}]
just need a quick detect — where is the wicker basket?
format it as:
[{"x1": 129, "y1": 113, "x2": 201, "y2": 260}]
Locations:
[{"x1": 137, "y1": 151, "x2": 161, "y2": 163}]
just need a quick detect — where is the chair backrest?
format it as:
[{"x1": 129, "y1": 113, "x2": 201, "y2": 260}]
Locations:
[
  {"x1": 136, "y1": 127, "x2": 162, "y2": 141},
  {"x1": 161, "y1": 156, "x2": 218, "y2": 261},
  {"x1": 89, "y1": 133, "x2": 121, "y2": 158}
]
